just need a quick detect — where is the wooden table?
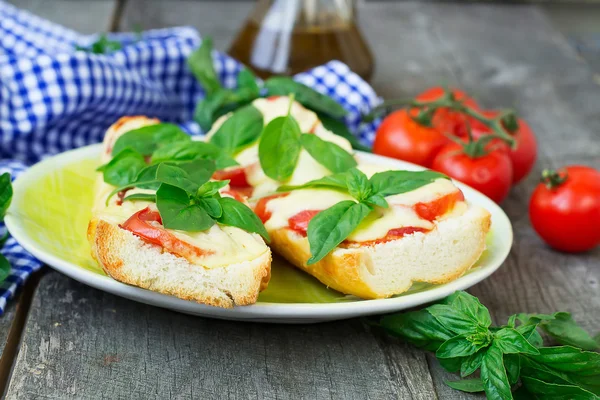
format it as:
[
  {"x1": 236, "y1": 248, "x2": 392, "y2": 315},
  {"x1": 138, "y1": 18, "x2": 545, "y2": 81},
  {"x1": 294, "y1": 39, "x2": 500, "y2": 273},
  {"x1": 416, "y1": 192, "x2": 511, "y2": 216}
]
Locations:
[{"x1": 2, "y1": 1, "x2": 599, "y2": 399}]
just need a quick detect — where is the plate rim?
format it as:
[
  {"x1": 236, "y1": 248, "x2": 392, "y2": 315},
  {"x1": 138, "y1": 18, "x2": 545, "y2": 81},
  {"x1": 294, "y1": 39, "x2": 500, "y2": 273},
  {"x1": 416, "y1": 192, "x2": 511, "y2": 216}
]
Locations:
[{"x1": 5, "y1": 144, "x2": 513, "y2": 321}]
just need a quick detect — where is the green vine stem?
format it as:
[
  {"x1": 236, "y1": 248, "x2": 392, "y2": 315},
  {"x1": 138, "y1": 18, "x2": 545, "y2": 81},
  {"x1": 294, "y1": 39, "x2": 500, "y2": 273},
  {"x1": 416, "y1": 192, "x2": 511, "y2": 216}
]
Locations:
[{"x1": 363, "y1": 89, "x2": 518, "y2": 148}]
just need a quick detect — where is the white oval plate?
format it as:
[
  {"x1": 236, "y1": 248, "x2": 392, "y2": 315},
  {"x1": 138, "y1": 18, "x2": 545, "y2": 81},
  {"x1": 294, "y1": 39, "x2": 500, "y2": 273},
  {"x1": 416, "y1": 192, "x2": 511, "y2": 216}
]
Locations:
[{"x1": 6, "y1": 145, "x2": 512, "y2": 323}]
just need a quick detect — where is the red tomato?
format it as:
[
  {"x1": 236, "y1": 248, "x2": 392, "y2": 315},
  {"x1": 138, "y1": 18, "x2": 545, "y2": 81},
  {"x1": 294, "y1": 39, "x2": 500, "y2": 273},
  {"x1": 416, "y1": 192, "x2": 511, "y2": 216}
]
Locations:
[
  {"x1": 414, "y1": 190, "x2": 465, "y2": 221},
  {"x1": 415, "y1": 87, "x2": 480, "y2": 137},
  {"x1": 288, "y1": 210, "x2": 320, "y2": 236},
  {"x1": 212, "y1": 167, "x2": 249, "y2": 188},
  {"x1": 373, "y1": 109, "x2": 451, "y2": 167},
  {"x1": 469, "y1": 111, "x2": 537, "y2": 184},
  {"x1": 121, "y1": 208, "x2": 212, "y2": 259},
  {"x1": 254, "y1": 193, "x2": 289, "y2": 223},
  {"x1": 431, "y1": 143, "x2": 513, "y2": 203},
  {"x1": 529, "y1": 166, "x2": 600, "y2": 253}
]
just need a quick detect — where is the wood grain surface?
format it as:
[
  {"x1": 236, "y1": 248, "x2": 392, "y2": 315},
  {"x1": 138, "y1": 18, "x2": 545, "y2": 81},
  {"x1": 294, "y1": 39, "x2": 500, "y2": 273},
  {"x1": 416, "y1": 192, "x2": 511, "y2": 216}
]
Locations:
[{"x1": 3, "y1": 1, "x2": 600, "y2": 399}]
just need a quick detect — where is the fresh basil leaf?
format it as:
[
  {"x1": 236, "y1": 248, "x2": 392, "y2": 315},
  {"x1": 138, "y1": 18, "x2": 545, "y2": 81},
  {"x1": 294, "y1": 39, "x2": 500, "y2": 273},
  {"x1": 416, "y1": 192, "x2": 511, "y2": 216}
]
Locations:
[
  {"x1": 187, "y1": 37, "x2": 221, "y2": 95},
  {"x1": 133, "y1": 164, "x2": 161, "y2": 190},
  {"x1": 237, "y1": 68, "x2": 259, "y2": 93},
  {"x1": 0, "y1": 173, "x2": 12, "y2": 220},
  {"x1": 426, "y1": 304, "x2": 482, "y2": 335},
  {"x1": 112, "y1": 123, "x2": 190, "y2": 156},
  {"x1": 363, "y1": 193, "x2": 388, "y2": 209},
  {"x1": 436, "y1": 334, "x2": 480, "y2": 359},
  {"x1": 264, "y1": 77, "x2": 347, "y2": 118},
  {"x1": 156, "y1": 184, "x2": 215, "y2": 232},
  {"x1": 521, "y1": 376, "x2": 597, "y2": 400},
  {"x1": 438, "y1": 356, "x2": 466, "y2": 373},
  {"x1": 317, "y1": 113, "x2": 372, "y2": 152},
  {"x1": 122, "y1": 193, "x2": 156, "y2": 203},
  {"x1": 461, "y1": 349, "x2": 486, "y2": 377},
  {"x1": 277, "y1": 172, "x2": 349, "y2": 192},
  {"x1": 0, "y1": 231, "x2": 8, "y2": 248},
  {"x1": 370, "y1": 170, "x2": 449, "y2": 197},
  {"x1": 444, "y1": 291, "x2": 492, "y2": 328},
  {"x1": 380, "y1": 310, "x2": 454, "y2": 352},
  {"x1": 194, "y1": 89, "x2": 230, "y2": 132},
  {"x1": 0, "y1": 254, "x2": 10, "y2": 282},
  {"x1": 528, "y1": 346, "x2": 600, "y2": 377},
  {"x1": 299, "y1": 134, "x2": 357, "y2": 173},
  {"x1": 495, "y1": 328, "x2": 540, "y2": 355},
  {"x1": 258, "y1": 114, "x2": 302, "y2": 181},
  {"x1": 210, "y1": 105, "x2": 263, "y2": 155},
  {"x1": 517, "y1": 324, "x2": 544, "y2": 348},
  {"x1": 98, "y1": 148, "x2": 147, "y2": 187},
  {"x1": 346, "y1": 168, "x2": 372, "y2": 201},
  {"x1": 541, "y1": 313, "x2": 598, "y2": 351},
  {"x1": 507, "y1": 314, "x2": 517, "y2": 328},
  {"x1": 481, "y1": 343, "x2": 513, "y2": 400},
  {"x1": 505, "y1": 354, "x2": 521, "y2": 384},
  {"x1": 151, "y1": 140, "x2": 237, "y2": 171},
  {"x1": 445, "y1": 378, "x2": 485, "y2": 393},
  {"x1": 197, "y1": 197, "x2": 222, "y2": 219},
  {"x1": 155, "y1": 159, "x2": 216, "y2": 194},
  {"x1": 197, "y1": 180, "x2": 229, "y2": 198},
  {"x1": 217, "y1": 197, "x2": 269, "y2": 241},
  {"x1": 307, "y1": 201, "x2": 372, "y2": 264}
]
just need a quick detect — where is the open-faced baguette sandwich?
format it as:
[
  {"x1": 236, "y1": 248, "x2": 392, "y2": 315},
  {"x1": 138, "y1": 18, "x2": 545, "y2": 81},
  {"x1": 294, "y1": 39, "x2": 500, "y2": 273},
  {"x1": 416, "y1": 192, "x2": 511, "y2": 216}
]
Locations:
[
  {"x1": 88, "y1": 116, "x2": 272, "y2": 308},
  {"x1": 254, "y1": 165, "x2": 491, "y2": 299}
]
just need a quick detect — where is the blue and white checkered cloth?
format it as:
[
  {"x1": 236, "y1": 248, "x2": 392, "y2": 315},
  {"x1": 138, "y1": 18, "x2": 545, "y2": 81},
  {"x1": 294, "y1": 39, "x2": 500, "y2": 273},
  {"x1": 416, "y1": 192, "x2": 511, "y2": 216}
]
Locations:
[{"x1": 0, "y1": 1, "x2": 380, "y2": 314}]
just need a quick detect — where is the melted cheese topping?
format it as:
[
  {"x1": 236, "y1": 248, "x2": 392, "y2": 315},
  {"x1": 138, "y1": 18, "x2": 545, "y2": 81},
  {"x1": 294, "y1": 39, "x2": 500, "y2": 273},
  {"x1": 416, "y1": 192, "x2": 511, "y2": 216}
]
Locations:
[
  {"x1": 205, "y1": 97, "x2": 354, "y2": 197},
  {"x1": 264, "y1": 177, "x2": 467, "y2": 242}
]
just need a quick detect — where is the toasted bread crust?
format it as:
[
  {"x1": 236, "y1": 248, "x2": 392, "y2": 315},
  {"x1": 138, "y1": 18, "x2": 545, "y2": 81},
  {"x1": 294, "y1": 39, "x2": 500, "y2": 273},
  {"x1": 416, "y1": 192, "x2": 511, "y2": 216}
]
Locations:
[
  {"x1": 269, "y1": 207, "x2": 491, "y2": 299},
  {"x1": 88, "y1": 218, "x2": 271, "y2": 308}
]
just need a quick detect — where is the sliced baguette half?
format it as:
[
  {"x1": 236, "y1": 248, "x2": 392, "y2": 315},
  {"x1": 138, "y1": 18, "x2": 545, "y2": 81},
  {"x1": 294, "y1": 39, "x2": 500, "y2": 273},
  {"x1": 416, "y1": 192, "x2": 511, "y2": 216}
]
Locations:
[
  {"x1": 88, "y1": 218, "x2": 271, "y2": 308},
  {"x1": 268, "y1": 206, "x2": 491, "y2": 299}
]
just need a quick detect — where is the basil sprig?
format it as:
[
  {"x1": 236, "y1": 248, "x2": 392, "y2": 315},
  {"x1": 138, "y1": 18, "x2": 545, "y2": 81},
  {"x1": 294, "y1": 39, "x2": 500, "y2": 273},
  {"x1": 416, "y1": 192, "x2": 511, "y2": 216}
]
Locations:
[
  {"x1": 276, "y1": 168, "x2": 447, "y2": 264},
  {"x1": 258, "y1": 109, "x2": 357, "y2": 182},
  {"x1": 209, "y1": 104, "x2": 264, "y2": 156},
  {"x1": 111, "y1": 123, "x2": 190, "y2": 156},
  {"x1": 380, "y1": 291, "x2": 600, "y2": 399}
]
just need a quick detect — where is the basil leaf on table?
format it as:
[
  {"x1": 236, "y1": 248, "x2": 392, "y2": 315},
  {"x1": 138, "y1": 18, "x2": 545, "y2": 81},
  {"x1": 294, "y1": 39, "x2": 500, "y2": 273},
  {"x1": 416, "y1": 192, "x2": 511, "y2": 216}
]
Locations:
[
  {"x1": 460, "y1": 349, "x2": 486, "y2": 377},
  {"x1": 436, "y1": 335, "x2": 480, "y2": 359},
  {"x1": 155, "y1": 159, "x2": 216, "y2": 194},
  {"x1": 369, "y1": 170, "x2": 449, "y2": 197},
  {"x1": 504, "y1": 354, "x2": 521, "y2": 384},
  {"x1": 187, "y1": 37, "x2": 221, "y2": 95},
  {"x1": 346, "y1": 168, "x2": 372, "y2": 201},
  {"x1": 307, "y1": 201, "x2": 372, "y2": 264},
  {"x1": 494, "y1": 328, "x2": 540, "y2": 355},
  {"x1": 258, "y1": 114, "x2": 302, "y2": 181},
  {"x1": 480, "y1": 343, "x2": 513, "y2": 400},
  {"x1": 112, "y1": 123, "x2": 190, "y2": 156},
  {"x1": 444, "y1": 291, "x2": 493, "y2": 328},
  {"x1": 277, "y1": 172, "x2": 349, "y2": 192},
  {"x1": 196, "y1": 180, "x2": 229, "y2": 197},
  {"x1": 210, "y1": 105, "x2": 264, "y2": 155},
  {"x1": 380, "y1": 309, "x2": 455, "y2": 352},
  {"x1": 217, "y1": 197, "x2": 269, "y2": 241},
  {"x1": 264, "y1": 77, "x2": 347, "y2": 118},
  {"x1": 516, "y1": 323, "x2": 544, "y2": 348},
  {"x1": 0, "y1": 173, "x2": 12, "y2": 220},
  {"x1": 197, "y1": 197, "x2": 222, "y2": 219},
  {"x1": 518, "y1": 312, "x2": 599, "y2": 351},
  {"x1": 299, "y1": 134, "x2": 357, "y2": 173},
  {"x1": 156, "y1": 184, "x2": 215, "y2": 231},
  {"x1": 444, "y1": 378, "x2": 485, "y2": 393},
  {"x1": 426, "y1": 304, "x2": 483, "y2": 335},
  {"x1": 520, "y1": 376, "x2": 598, "y2": 399},
  {"x1": 151, "y1": 141, "x2": 238, "y2": 170},
  {"x1": 97, "y1": 148, "x2": 147, "y2": 187},
  {"x1": 317, "y1": 113, "x2": 372, "y2": 152},
  {"x1": 122, "y1": 193, "x2": 156, "y2": 203}
]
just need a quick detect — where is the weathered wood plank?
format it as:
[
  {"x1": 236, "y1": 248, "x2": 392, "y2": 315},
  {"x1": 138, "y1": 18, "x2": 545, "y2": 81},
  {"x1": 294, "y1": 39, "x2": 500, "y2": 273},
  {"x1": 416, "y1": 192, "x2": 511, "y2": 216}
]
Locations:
[
  {"x1": 5, "y1": 0, "x2": 117, "y2": 34},
  {"x1": 5, "y1": 272, "x2": 437, "y2": 399}
]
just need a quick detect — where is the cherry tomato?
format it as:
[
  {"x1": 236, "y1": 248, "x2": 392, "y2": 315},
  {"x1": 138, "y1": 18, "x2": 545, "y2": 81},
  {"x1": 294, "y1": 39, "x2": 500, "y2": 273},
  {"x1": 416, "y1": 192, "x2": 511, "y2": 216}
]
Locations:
[
  {"x1": 373, "y1": 109, "x2": 451, "y2": 167},
  {"x1": 415, "y1": 87, "x2": 480, "y2": 137},
  {"x1": 431, "y1": 143, "x2": 513, "y2": 203},
  {"x1": 529, "y1": 166, "x2": 600, "y2": 253},
  {"x1": 468, "y1": 111, "x2": 537, "y2": 184},
  {"x1": 212, "y1": 167, "x2": 249, "y2": 187}
]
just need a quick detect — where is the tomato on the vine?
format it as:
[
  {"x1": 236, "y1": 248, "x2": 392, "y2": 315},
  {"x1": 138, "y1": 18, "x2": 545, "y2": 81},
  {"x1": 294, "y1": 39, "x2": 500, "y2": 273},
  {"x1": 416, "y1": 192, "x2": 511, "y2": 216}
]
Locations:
[
  {"x1": 529, "y1": 166, "x2": 600, "y2": 253},
  {"x1": 373, "y1": 108, "x2": 450, "y2": 167},
  {"x1": 431, "y1": 143, "x2": 513, "y2": 203},
  {"x1": 415, "y1": 87, "x2": 480, "y2": 137}
]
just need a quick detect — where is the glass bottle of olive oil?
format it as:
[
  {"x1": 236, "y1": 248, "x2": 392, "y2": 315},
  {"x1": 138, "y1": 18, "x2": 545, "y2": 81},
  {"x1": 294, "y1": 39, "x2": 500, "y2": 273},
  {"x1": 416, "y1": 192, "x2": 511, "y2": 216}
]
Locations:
[{"x1": 228, "y1": 0, "x2": 374, "y2": 81}]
